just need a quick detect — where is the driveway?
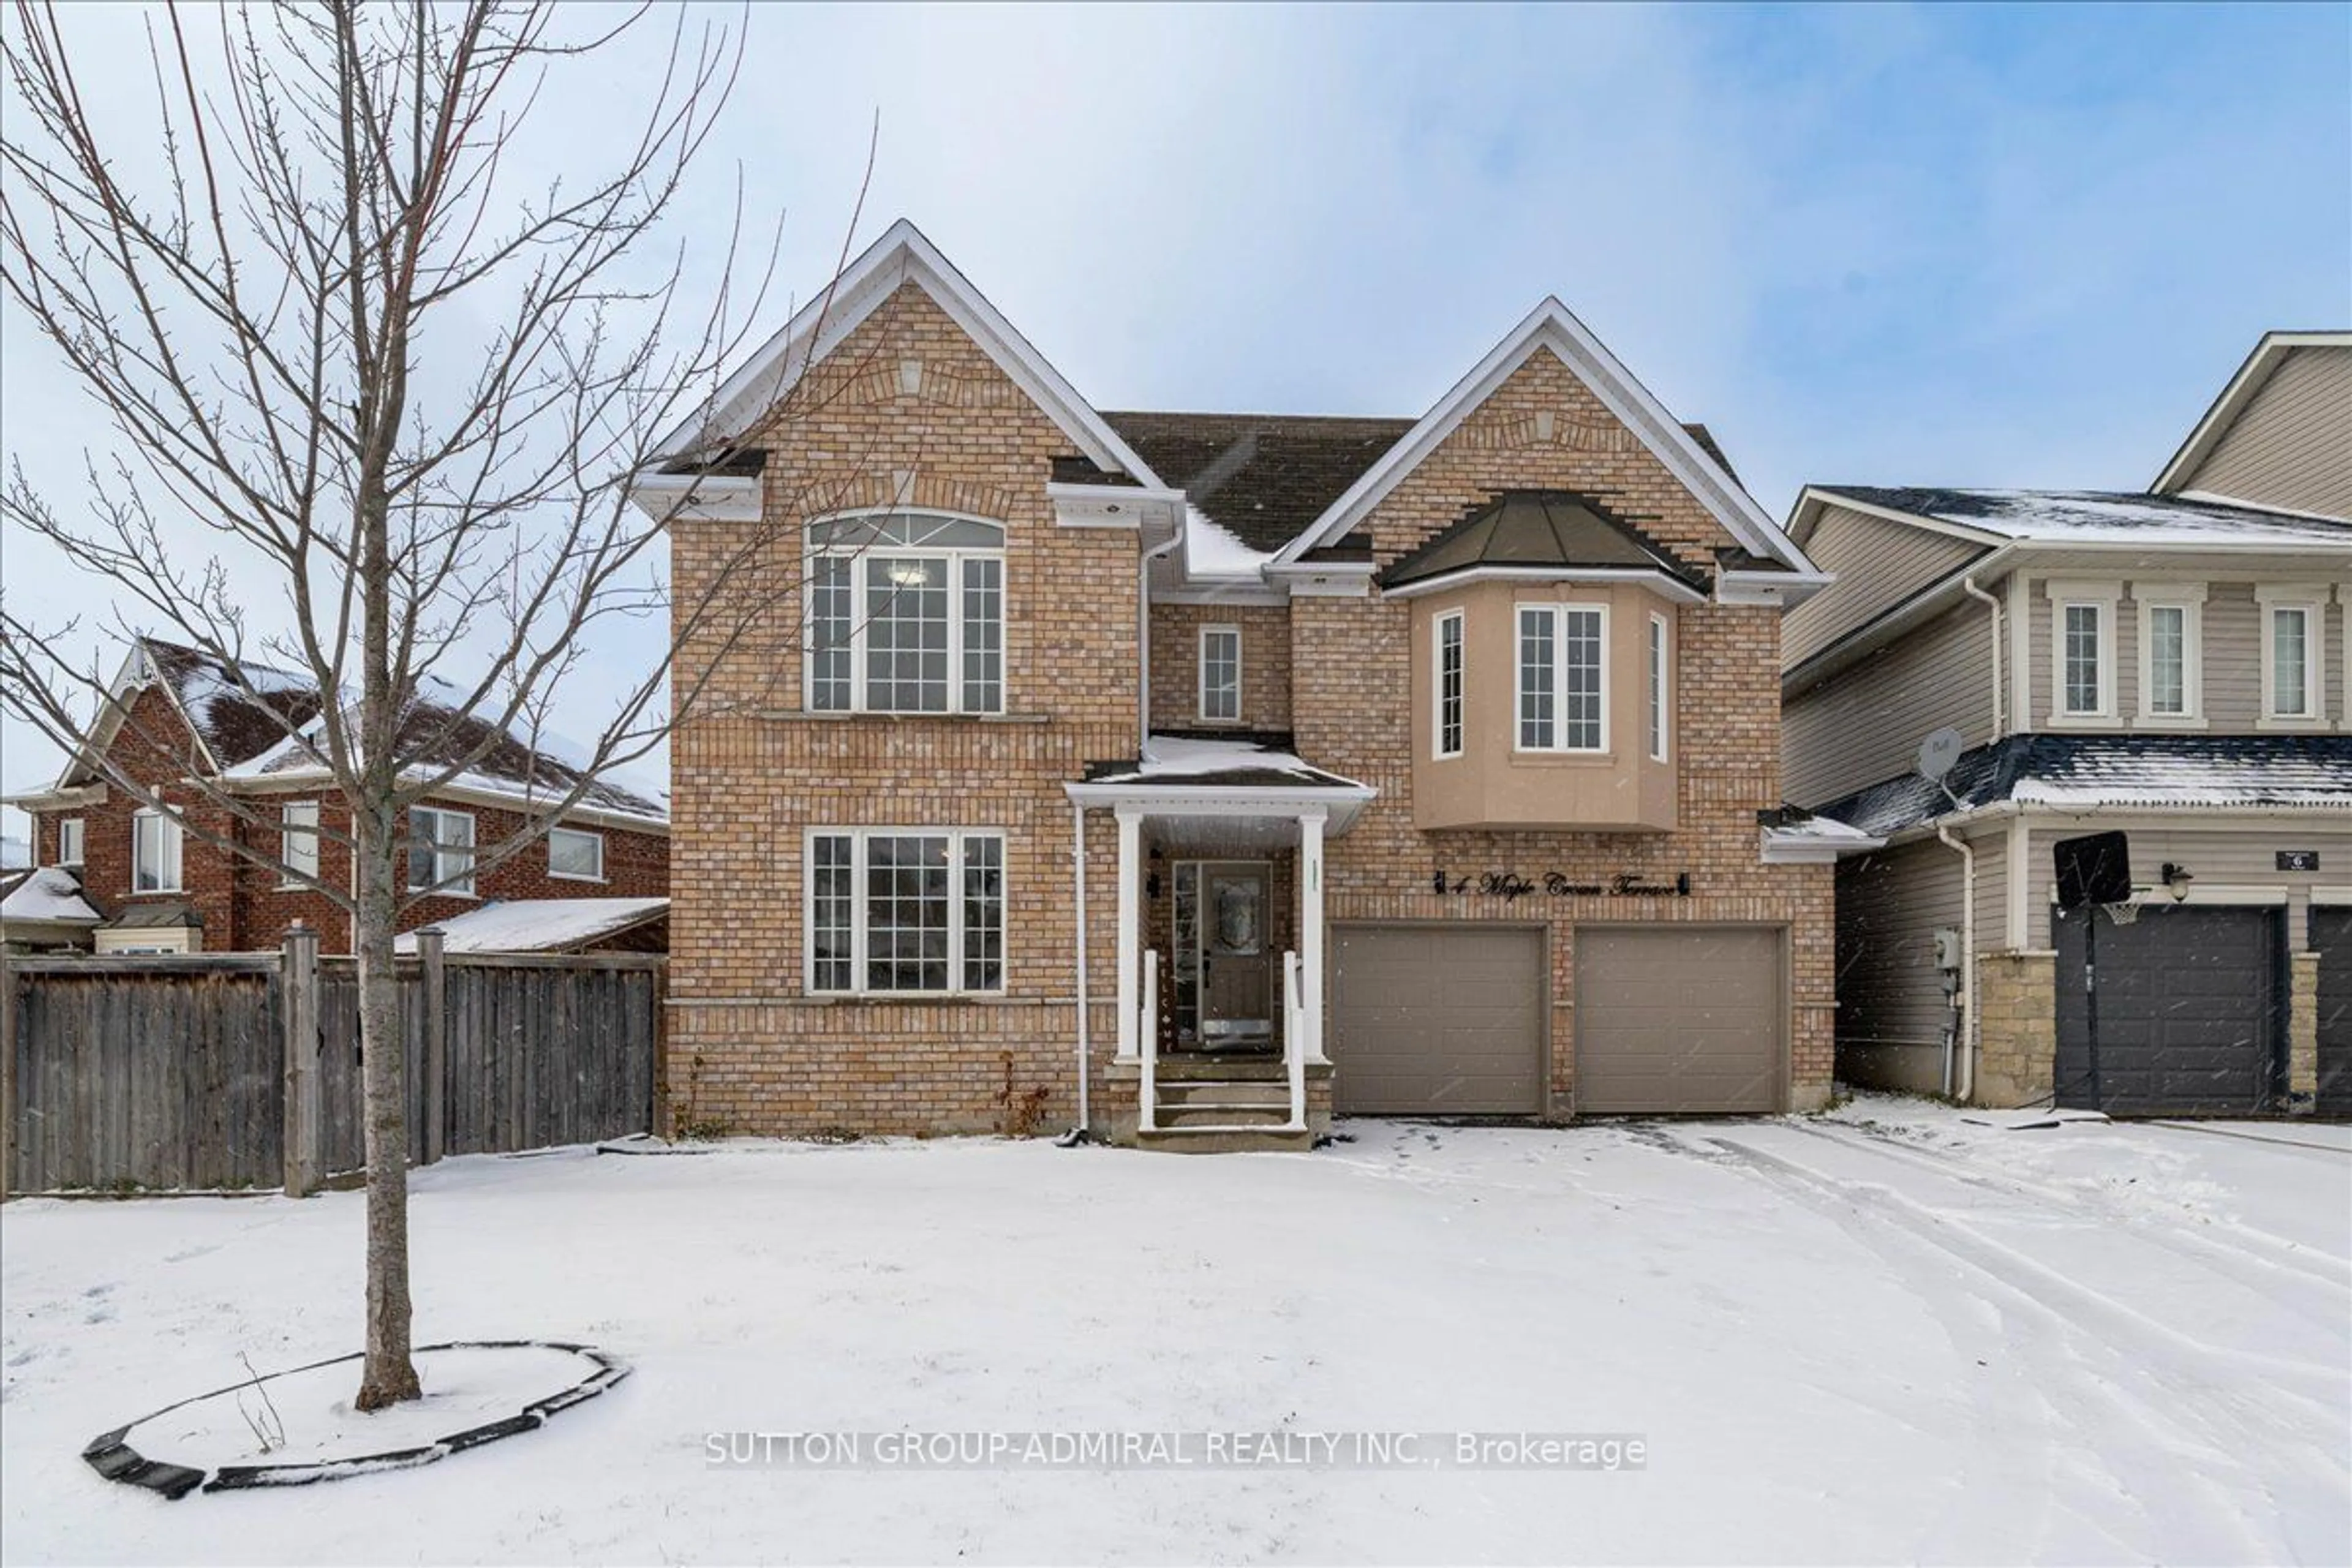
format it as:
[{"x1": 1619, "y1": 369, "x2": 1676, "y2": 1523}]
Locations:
[{"x1": 2, "y1": 1098, "x2": 2345, "y2": 1565}]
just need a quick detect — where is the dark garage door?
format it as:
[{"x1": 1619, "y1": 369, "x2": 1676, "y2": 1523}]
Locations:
[
  {"x1": 1331, "y1": 924, "x2": 1546, "y2": 1115},
  {"x1": 2315, "y1": 907, "x2": 2352, "y2": 1119},
  {"x1": 2054, "y1": 904, "x2": 2282, "y2": 1115},
  {"x1": 1575, "y1": 927, "x2": 1785, "y2": 1114}
]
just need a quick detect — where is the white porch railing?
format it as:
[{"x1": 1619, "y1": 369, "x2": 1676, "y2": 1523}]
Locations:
[
  {"x1": 1281, "y1": 949, "x2": 1306, "y2": 1131},
  {"x1": 1138, "y1": 949, "x2": 1160, "y2": 1134}
]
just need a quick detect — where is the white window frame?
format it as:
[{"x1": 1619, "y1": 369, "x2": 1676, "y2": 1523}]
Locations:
[
  {"x1": 407, "y1": 805, "x2": 477, "y2": 897},
  {"x1": 546, "y1": 825, "x2": 605, "y2": 883},
  {"x1": 1515, "y1": 601, "x2": 1610, "y2": 754},
  {"x1": 1646, "y1": 612, "x2": 1670, "y2": 762},
  {"x1": 279, "y1": 800, "x2": 320, "y2": 888},
  {"x1": 2131, "y1": 584, "x2": 2206, "y2": 729},
  {"x1": 2257, "y1": 586, "x2": 2326, "y2": 726},
  {"x1": 56, "y1": 816, "x2": 85, "y2": 867},
  {"x1": 131, "y1": 809, "x2": 183, "y2": 894},
  {"x1": 1197, "y1": 625, "x2": 1242, "y2": 725},
  {"x1": 1433, "y1": 609, "x2": 1464, "y2": 760},
  {"x1": 803, "y1": 827, "x2": 1006, "y2": 997},
  {"x1": 2047, "y1": 582, "x2": 2119, "y2": 725},
  {"x1": 802, "y1": 510, "x2": 1008, "y2": 717}
]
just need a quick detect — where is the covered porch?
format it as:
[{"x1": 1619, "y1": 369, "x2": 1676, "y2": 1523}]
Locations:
[{"x1": 1065, "y1": 736, "x2": 1374, "y2": 1150}]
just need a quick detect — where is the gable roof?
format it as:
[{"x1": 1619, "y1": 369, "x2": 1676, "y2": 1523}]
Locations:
[
  {"x1": 1380, "y1": 490, "x2": 1708, "y2": 596},
  {"x1": 1811, "y1": 734, "x2": 2352, "y2": 836},
  {"x1": 2153, "y1": 330, "x2": 2352, "y2": 495},
  {"x1": 650, "y1": 219, "x2": 1163, "y2": 486},
  {"x1": 54, "y1": 637, "x2": 327, "y2": 788},
  {"x1": 1270, "y1": 298, "x2": 1820, "y2": 579}
]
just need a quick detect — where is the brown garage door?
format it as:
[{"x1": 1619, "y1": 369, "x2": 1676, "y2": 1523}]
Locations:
[
  {"x1": 1331, "y1": 924, "x2": 1546, "y2": 1115},
  {"x1": 1575, "y1": 927, "x2": 1784, "y2": 1114}
]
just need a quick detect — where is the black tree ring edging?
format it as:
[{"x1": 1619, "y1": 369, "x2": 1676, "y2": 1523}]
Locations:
[{"x1": 82, "y1": 1340, "x2": 630, "y2": 1499}]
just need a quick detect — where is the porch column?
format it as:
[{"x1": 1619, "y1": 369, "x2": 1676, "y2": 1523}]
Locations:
[
  {"x1": 1114, "y1": 806, "x2": 1144, "y2": 1061},
  {"x1": 1300, "y1": 807, "x2": 1329, "y2": 1063}
]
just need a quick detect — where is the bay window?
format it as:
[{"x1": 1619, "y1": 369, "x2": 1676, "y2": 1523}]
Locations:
[
  {"x1": 1647, "y1": 612, "x2": 1670, "y2": 761},
  {"x1": 1517, "y1": 603, "x2": 1607, "y2": 752},
  {"x1": 807, "y1": 828, "x2": 1005, "y2": 995},
  {"x1": 1434, "y1": 609, "x2": 1464, "y2": 758},
  {"x1": 408, "y1": 805, "x2": 475, "y2": 895},
  {"x1": 805, "y1": 512, "x2": 1005, "y2": 714},
  {"x1": 132, "y1": 809, "x2": 182, "y2": 892}
]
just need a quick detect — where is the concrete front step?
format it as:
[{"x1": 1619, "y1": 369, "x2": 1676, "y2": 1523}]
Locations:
[
  {"x1": 1134, "y1": 1125, "x2": 1316, "y2": 1155},
  {"x1": 1150, "y1": 1054, "x2": 1287, "y2": 1083},
  {"x1": 1152, "y1": 1101, "x2": 1295, "y2": 1129},
  {"x1": 1155, "y1": 1080, "x2": 1295, "y2": 1109}
]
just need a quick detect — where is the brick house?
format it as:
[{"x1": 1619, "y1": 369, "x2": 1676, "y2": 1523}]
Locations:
[
  {"x1": 1781, "y1": 330, "x2": 2352, "y2": 1118},
  {"x1": 2, "y1": 638, "x2": 669, "y2": 954},
  {"x1": 649, "y1": 221, "x2": 1851, "y2": 1148}
]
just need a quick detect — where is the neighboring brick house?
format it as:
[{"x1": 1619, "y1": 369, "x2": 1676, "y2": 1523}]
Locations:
[
  {"x1": 3, "y1": 638, "x2": 669, "y2": 954},
  {"x1": 1781, "y1": 330, "x2": 2352, "y2": 1118},
  {"x1": 647, "y1": 221, "x2": 1851, "y2": 1149}
]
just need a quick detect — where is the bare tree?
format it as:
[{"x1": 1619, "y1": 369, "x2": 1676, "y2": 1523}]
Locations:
[{"x1": 0, "y1": 0, "x2": 876, "y2": 1409}]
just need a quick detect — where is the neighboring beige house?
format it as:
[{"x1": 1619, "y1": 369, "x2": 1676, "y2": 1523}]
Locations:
[
  {"x1": 648, "y1": 219, "x2": 1853, "y2": 1150},
  {"x1": 1783, "y1": 331, "x2": 2352, "y2": 1118}
]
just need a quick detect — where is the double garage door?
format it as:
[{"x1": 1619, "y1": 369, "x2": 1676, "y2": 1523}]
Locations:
[
  {"x1": 2053, "y1": 904, "x2": 2283, "y2": 1116},
  {"x1": 1329, "y1": 924, "x2": 1784, "y2": 1117}
]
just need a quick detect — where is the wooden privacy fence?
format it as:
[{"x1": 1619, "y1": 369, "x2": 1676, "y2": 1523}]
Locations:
[{"x1": 1, "y1": 928, "x2": 663, "y2": 1196}]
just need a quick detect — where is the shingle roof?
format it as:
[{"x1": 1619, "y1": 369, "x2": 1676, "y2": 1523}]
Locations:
[
  {"x1": 138, "y1": 638, "x2": 328, "y2": 771},
  {"x1": 1380, "y1": 490, "x2": 1707, "y2": 593},
  {"x1": 1100, "y1": 412, "x2": 1416, "y2": 554},
  {"x1": 1811, "y1": 734, "x2": 2352, "y2": 837},
  {"x1": 1825, "y1": 488, "x2": 2352, "y2": 548}
]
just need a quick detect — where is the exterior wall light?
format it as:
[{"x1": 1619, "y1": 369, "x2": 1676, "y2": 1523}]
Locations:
[{"x1": 2160, "y1": 862, "x2": 2195, "y2": 903}]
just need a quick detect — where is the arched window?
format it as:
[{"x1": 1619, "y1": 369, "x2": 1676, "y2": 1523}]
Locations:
[{"x1": 805, "y1": 511, "x2": 1005, "y2": 714}]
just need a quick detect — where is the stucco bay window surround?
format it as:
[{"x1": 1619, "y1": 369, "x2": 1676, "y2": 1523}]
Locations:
[{"x1": 1384, "y1": 493, "x2": 1701, "y2": 833}]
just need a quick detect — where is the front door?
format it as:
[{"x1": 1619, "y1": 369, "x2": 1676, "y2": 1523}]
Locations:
[{"x1": 1199, "y1": 862, "x2": 1272, "y2": 1047}]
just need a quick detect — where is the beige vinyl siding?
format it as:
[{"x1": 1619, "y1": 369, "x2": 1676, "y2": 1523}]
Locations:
[
  {"x1": 1835, "y1": 838, "x2": 1967, "y2": 1091},
  {"x1": 1784, "y1": 503, "x2": 1989, "y2": 669},
  {"x1": 2018, "y1": 823, "x2": 2352, "y2": 949},
  {"x1": 1785, "y1": 599, "x2": 1995, "y2": 809},
  {"x1": 2178, "y1": 346, "x2": 2352, "y2": 521},
  {"x1": 2023, "y1": 577, "x2": 2337, "y2": 731}
]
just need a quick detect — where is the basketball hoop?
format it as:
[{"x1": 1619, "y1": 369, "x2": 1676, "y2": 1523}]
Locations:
[{"x1": 2101, "y1": 899, "x2": 2141, "y2": 927}]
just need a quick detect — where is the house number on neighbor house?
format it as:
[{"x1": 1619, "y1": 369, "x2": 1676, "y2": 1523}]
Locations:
[{"x1": 1431, "y1": 870, "x2": 1693, "y2": 901}]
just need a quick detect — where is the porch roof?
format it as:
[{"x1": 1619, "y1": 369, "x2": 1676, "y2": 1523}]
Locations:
[{"x1": 1065, "y1": 735, "x2": 1376, "y2": 831}]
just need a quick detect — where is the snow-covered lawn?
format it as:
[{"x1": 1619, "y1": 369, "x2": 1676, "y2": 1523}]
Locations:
[{"x1": 4, "y1": 1098, "x2": 2347, "y2": 1565}]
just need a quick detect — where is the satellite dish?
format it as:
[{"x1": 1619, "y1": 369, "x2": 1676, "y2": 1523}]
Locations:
[{"x1": 1916, "y1": 726, "x2": 1964, "y2": 784}]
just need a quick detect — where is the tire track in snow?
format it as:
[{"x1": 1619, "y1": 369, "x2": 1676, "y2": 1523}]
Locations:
[
  {"x1": 1669, "y1": 1127, "x2": 2340, "y2": 1564},
  {"x1": 1792, "y1": 1120, "x2": 2352, "y2": 1310}
]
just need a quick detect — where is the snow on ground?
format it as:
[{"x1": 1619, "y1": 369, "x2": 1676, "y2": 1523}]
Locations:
[{"x1": 4, "y1": 1097, "x2": 2346, "y2": 1566}]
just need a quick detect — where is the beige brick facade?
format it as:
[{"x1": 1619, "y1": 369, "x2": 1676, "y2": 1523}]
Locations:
[
  {"x1": 1974, "y1": 952, "x2": 2058, "y2": 1107},
  {"x1": 666, "y1": 277, "x2": 1835, "y2": 1136}
]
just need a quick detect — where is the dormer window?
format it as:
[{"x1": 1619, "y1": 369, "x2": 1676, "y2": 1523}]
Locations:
[{"x1": 806, "y1": 512, "x2": 1005, "y2": 715}]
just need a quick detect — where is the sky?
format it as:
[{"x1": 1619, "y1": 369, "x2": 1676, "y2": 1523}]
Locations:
[{"x1": 2, "y1": 1, "x2": 2348, "y2": 833}]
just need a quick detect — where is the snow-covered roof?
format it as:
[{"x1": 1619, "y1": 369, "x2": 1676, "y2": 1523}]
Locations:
[
  {"x1": 1822, "y1": 488, "x2": 2352, "y2": 549},
  {"x1": 1759, "y1": 812, "x2": 1885, "y2": 864},
  {"x1": 0, "y1": 867, "x2": 102, "y2": 925},
  {"x1": 221, "y1": 675, "x2": 666, "y2": 827},
  {"x1": 394, "y1": 897, "x2": 668, "y2": 955},
  {"x1": 1080, "y1": 734, "x2": 1368, "y2": 791},
  {"x1": 1811, "y1": 736, "x2": 2352, "y2": 839},
  {"x1": 1182, "y1": 505, "x2": 1275, "y2": 580}
]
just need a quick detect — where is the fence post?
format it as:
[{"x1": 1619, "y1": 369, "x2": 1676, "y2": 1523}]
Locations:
[
  {"x1": 282, "y1": 921, "x2": 321, "y2": 1197},
  {"x1": 1, "y1": 946, "x2": 16, "y2": 1199},
  {"x1": 418, "y1": 927, "x2": 447, "y2": 1165}
]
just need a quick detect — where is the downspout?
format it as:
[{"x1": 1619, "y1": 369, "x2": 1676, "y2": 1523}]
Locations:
[
  {"x1": 1065, "y1": 799, "x2": 1092, "y2": 1142},
  {"x1": 1962, "y1": 575, "x2": 2003, "y2": 737},
  {"x1": 1936, "y1": 822, "x2": 1976, "y2": 1103},
  {"x1": 1139, "y1": 530, "x2": 1183, "y2": 756}
]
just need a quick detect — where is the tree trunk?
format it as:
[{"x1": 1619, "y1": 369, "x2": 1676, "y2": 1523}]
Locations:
[{"x1": 352, "y1": 801, "x2": 420, "y2": 1409}]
